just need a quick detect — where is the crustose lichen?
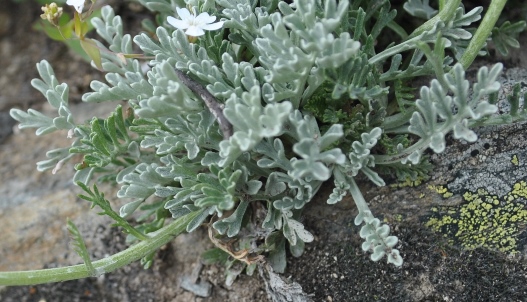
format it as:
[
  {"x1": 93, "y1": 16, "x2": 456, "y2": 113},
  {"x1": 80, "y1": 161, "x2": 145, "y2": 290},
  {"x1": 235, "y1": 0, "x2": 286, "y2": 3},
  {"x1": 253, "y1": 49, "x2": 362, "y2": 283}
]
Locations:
[{"x1": 426, "y1": 182, "x2": 527, "y2": 253}]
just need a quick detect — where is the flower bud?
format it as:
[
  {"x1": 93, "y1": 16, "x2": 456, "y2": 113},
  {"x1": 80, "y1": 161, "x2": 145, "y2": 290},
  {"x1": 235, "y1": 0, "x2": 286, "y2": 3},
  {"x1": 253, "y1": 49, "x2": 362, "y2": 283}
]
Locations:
[{"x1": 40, "y1": 3, "x2": 63, "y2": 26}]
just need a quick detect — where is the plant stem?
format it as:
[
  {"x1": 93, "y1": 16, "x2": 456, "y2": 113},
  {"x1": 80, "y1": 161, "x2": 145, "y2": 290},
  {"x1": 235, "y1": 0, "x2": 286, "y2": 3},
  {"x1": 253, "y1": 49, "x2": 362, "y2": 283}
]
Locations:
[
  {"x1": 0, "y1": 210, "x2": 202, "y2": 286},
  {"x1": 381, "y1": 110, "x2": 414, "y2": 132},
  {"x1": 174, "y1": 68, "x2": 233, "y2": 139},
  {"x1": 408, "y1": 0, "x2": 461, "y2": 39},
  {"x1": 387, "y1": 20, "x2": 409, "y2": 40},
  {"x1": 348, "y1": 177, "x2": 369, "y2": 213},
  {"x1": 373, "y1": 138, "x2": 427, "y2": 165},
  {"x1": 458, "y1": 0, "x2": 508, "y2": 69},
  {"x1": 438, "y1": 0, "x2": 446, "y2": 11},
  {"x1": 369, "y1": 33, "x2": 431, "y2": 65}
]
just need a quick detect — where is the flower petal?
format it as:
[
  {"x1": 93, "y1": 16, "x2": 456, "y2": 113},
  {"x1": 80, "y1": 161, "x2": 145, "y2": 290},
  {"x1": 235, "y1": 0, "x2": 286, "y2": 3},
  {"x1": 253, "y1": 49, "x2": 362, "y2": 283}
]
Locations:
[
  {"x1": 167, "y1": 16, "x2": 189, "y2": 29},
  {"x1": 176, "y1": 7, "x2": 192, "y2": 19},
  {"x1": 185, "y1": 26, "x2": 205, "y2": 37},
  {"x1": 200, "y1": 21, "x2": 224, "y2": 31},
  {"x1": 66, "y1": 0, "x2": 84, "y2": 13},
  {"x1": 195, "y1": 12, "x2": 216, "y2": 25}
]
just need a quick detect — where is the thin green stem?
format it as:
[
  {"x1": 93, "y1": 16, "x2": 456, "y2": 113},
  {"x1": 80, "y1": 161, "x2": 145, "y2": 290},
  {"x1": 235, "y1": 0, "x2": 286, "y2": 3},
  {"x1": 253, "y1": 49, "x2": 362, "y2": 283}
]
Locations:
[
  {"x1": 439, "y1": 0, "x2": 446, "y2": 11},
  {"x1": 458, "y1": 0, "x2": 508, "y2": 69},
  {"x1": 373, "y1": 138, "x2": 427, "y2": 165},
  {"x1": 381, "y1": 110, "x2": 414, "y2": 131},
  {"x1": 368, "y1": 34, "x2": 424, "y2": 65},
  {"x1": 408, "y1": 0, "x2": 461, "y2": 39},
  {"x1": 387, "y1": 20, "x2": 409, "y2": 40},
  {"x1": 470, "y1": 113, "x2": 527, "y2": 127},
  {"x1": 0, "y1": 210, "x2": 202, "y2": 286}
]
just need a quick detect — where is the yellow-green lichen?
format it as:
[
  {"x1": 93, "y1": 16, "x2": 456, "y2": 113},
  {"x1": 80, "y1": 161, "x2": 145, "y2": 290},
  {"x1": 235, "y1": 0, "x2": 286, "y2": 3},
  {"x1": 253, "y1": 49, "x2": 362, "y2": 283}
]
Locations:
[
  {"x1": 511, "y1": 154, "x2": 520, "y2": 166},
  {"x1": 426, "y1": 185, "x2": 527, "y2": 253},
  {"x1": 390, "y1": 177, "x2": 424, "y2": 188},
  {"x1": 384, "y1": 214, "x2": 403, "y2": 223},
  {"x1": 428, "y1": 185, "x2": 454, "y2": 198},
  {"x1": 509, "y1": 180, "x2": 527, "y2": 199}
]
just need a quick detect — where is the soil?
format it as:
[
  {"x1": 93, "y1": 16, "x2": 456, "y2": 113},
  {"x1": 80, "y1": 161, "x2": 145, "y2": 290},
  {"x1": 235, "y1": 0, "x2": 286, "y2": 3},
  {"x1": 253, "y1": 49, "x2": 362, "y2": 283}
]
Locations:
[{"x1": 1, "y1": 1, "x2": 527, "y2": 302}]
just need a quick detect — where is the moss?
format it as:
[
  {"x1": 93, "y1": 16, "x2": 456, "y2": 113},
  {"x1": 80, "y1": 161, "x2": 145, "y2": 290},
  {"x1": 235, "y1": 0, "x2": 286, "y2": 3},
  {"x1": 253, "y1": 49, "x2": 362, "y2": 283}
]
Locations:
[{"x1": 426, "y1": 183, "x2": 527, "y2": 253}]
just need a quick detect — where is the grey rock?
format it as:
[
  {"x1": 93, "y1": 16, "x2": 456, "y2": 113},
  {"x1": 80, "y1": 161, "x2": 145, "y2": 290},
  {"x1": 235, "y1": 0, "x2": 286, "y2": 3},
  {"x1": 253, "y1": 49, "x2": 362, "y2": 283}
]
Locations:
[{"x1": 0, "y1": 111, "x2": 15, "y2": 144}]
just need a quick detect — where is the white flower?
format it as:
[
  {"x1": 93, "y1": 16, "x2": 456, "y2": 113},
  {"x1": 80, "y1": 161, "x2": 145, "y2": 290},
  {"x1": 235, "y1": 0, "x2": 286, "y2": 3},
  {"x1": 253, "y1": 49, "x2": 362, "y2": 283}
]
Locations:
[
  {"x1": 167, "y1": 7, "x2": 224, "y2": 37},
  {"x1": 66, "y1": 0, "x2": 85, "y2": 13}
]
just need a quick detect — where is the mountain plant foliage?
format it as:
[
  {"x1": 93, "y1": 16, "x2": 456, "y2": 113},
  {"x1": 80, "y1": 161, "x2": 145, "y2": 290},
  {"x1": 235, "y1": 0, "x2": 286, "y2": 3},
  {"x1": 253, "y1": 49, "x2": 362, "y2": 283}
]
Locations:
[{"x1": 3, "y1": 0, "x2": 526, "y2": 288}]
